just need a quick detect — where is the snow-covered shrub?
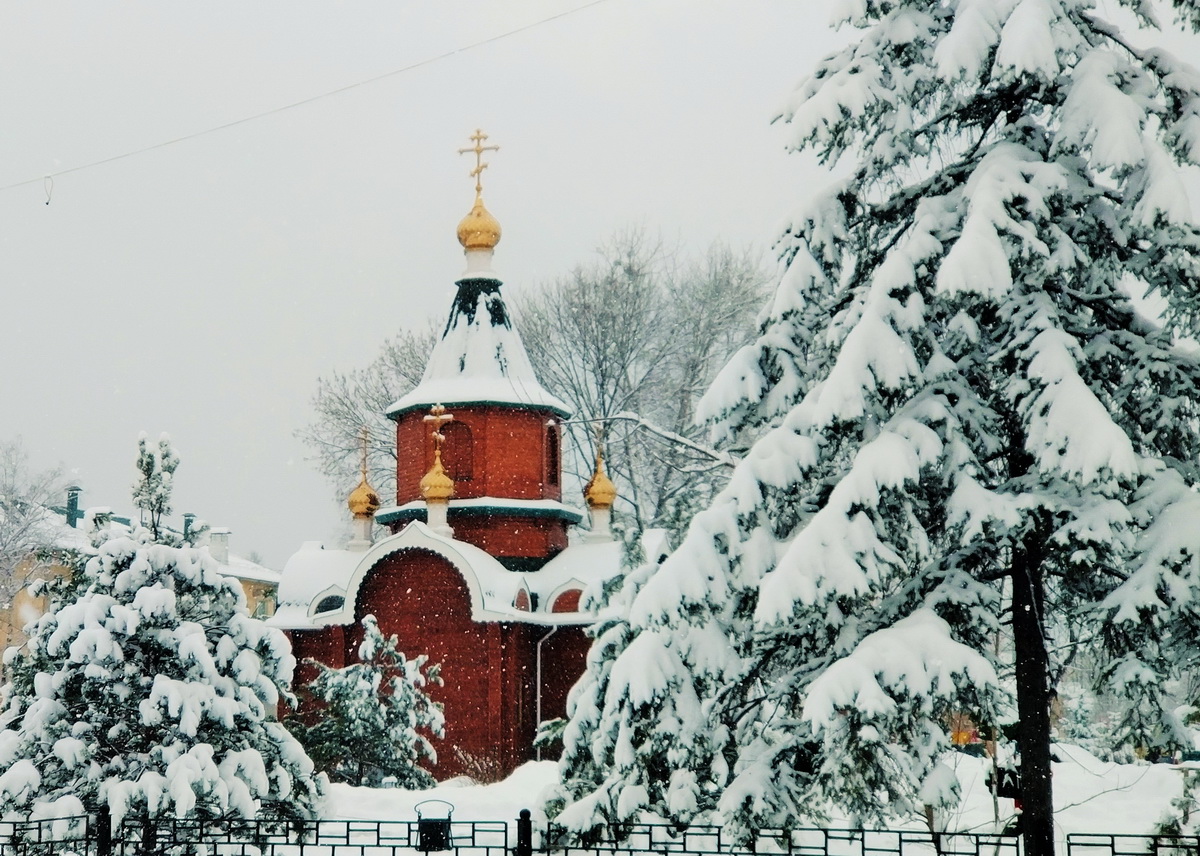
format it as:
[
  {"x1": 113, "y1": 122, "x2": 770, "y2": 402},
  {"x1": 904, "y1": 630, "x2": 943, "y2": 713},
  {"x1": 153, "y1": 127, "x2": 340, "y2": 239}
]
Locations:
[{"x1": 288, "y1": 614, "x2": 443, "y2": 788}]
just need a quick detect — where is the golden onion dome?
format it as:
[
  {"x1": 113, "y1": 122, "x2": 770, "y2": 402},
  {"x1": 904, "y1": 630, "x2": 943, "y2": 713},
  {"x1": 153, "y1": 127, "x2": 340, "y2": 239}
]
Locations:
[
  {"x1": 420, "y1": 449, "x2": 455, "y2": 503},
  {"x1": 348, "y1": 476, "x2": 381, "y2": 518},
  {"x1": 584, "y1": 449, "x2": 617, "y2": 510},
  {"x1": 456, "y1": 195, "x2": 502, "y2": 250}
]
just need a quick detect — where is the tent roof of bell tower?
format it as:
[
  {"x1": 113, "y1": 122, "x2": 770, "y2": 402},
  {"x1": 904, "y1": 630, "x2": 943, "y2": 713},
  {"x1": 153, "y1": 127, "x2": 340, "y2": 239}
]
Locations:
[{"x1": 386, "y1": 132, "x2": 569, "y2": 419}]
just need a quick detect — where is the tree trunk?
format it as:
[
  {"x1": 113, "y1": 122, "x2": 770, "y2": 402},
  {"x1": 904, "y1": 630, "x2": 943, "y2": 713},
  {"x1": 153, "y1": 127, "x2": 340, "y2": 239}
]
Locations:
[{"x1": 1012, "y1": 535, "x2": 1054, "y2": 856}]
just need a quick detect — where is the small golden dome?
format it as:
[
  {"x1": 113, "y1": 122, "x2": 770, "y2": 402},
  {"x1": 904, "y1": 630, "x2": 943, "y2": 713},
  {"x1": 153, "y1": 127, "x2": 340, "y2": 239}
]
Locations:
[
  {"x1": 456, "y1": 195, "x2": 502, "y2": 250},
  {"x1": 348, "y1": 427, "x2": 380, "y2": 518},
  {"x1": 420, "y1": 449, "x2": 455, "y2": 503},
  {"x1": 348, "y1": 477, "x2": 381, "y2": 518},
  {"x1": 584, "y1": 449, "x2": 617, "y2": 510}
]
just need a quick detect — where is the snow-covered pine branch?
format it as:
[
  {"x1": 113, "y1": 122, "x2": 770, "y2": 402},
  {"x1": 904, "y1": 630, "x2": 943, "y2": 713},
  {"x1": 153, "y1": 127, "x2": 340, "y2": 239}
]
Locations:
[{"x1": 595, "y1": 412, "x2": 739, "y2": 471}]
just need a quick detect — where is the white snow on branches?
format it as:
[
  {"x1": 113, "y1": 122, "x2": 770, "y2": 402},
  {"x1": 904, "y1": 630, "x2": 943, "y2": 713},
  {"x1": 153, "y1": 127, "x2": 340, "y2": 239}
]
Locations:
[
  {"x1": 1022, "y1": 326, "x2": 1139, "y2": 485},
  {"x1": 995, "y1": 0, "x2": 1061, "y2": 80},
  {"x1": 937, "y1": 144, "x2": 1067, "y2": 297},
  {"x1": 802, "y1": 610, "x2": 997, "y2": 731}
]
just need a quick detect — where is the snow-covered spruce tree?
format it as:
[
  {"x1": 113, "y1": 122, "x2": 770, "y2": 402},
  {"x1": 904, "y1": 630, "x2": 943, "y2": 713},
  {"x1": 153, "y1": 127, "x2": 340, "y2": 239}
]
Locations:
[
  {"x1": 553, "y1": 3, "x2": 1200, "y2": 853},
  {"x1": 0, "y1": 533, "x2": 326, "y2": 822},
  {"x1": 288, "y1": 614, "x2": 443, "y2": 788}
]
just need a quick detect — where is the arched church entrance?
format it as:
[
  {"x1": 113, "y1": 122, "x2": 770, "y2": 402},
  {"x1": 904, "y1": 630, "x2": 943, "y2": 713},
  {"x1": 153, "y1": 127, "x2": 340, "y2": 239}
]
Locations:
[{"x1": 349, "y1": 548, "x2": 537, "y2": 780}]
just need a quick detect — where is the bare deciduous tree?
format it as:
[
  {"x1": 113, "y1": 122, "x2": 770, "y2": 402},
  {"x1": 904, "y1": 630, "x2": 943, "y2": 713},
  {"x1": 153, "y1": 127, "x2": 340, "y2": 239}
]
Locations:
[
  {"x1": 514, "y1": 232, "x2": 769, "y2": 535},
  {"x1": 297, "y1": 324, "x2": 439, "y2": 501},
  {"x1": 0, "y1": 438, "x2": 65, "y2": 610}
]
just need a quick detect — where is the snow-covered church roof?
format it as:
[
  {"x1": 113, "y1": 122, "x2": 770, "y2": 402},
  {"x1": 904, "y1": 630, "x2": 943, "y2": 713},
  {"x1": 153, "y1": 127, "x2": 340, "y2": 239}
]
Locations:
[
  {"x1": 537, "y1": 529, "x2": 670, "y2": 593},
  {"x1": 386, "y1": 264, "x2": 570, "y2": 419},
  {"x1": 268, "y1": 522, "x2": 668, "y2": 631}
]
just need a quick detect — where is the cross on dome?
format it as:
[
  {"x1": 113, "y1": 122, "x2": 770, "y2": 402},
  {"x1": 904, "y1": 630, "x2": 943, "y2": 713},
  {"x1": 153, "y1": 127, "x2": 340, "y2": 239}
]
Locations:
[
  {"x1": 420, "y1": 405, "x2": 455, "y2": 505},
  {"x1": 358, "y1": 426, "x2": 370, "y2": 478},
  {"x1": 458, "y1": 128, "x2": 500, "y2": 197},
  {"x1": 423, "y1": 404, "x2": 455, "y2": 449}
]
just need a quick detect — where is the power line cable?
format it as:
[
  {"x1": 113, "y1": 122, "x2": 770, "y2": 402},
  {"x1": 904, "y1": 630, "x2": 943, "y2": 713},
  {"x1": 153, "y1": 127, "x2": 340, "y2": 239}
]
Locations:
[{"x1": 0, "y1": 0, "x2": 609, "y2": 196}]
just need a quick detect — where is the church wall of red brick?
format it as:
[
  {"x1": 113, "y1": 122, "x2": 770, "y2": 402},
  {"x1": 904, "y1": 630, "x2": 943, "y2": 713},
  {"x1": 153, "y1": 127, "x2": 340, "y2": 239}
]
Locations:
[
  {"x1": 537, "y1": 626, "x2": 592, "y2": 724},
  {"x1": 449, "y1": 513, "x2": 568, "y2": 559},
  {"x1": 284, "y1": 626, "x2": 346, "y2": 726},
  {"x1": 393, "y1": 404, "x2": 571, "y2": 562},
  {"x1": 395, "y1": 406, "x2": 563, "y2": 505},
  {"x1": 289, "y1": 625, "x2": 346, "y2": 683}
]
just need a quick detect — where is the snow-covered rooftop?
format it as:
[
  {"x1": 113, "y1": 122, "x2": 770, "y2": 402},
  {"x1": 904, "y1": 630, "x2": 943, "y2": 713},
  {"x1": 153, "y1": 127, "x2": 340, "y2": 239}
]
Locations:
[
  {"x1": 268, "y1": 522, "x2": 655, "y2": 631},
  {"x1": 537, "y1": 529, "x2": 670, "y2": 593},
  {"x1": 386, "y1": 278, "x2": 569, "y2": 418},
  {"x1": 27, "y1": 508, "x2": 92, "y2": 554},
  {"x1": 219, "y1": 553, "x2": 281, "y2": 585},
  {"x1": 18, "y1": 505, "x2": 279, "y2": 588}
]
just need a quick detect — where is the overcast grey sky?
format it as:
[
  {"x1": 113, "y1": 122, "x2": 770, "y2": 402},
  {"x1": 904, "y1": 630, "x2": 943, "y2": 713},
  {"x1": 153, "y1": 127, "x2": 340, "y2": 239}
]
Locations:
[{"x1": 2, "y1": 2, "x2": 1197, "y2": 566}]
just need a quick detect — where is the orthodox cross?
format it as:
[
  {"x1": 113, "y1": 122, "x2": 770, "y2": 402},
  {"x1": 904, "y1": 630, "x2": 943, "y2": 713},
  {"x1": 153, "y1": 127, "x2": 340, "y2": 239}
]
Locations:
[
  {"x1": 358, "y1": 426, "x2": 370, "y2": 480},
  {"x1": 458, "y1": 128, "x2": 500, "y2": 195},
  {"x1": 424, "y1": 404, "x2": 455, "y2": 451}
]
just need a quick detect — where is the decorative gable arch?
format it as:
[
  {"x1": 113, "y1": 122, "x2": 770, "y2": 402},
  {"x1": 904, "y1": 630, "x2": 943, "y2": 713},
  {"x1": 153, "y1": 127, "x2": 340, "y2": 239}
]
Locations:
[{"x1": 305, "y1": 522, "x2": 519, "y2": 627}]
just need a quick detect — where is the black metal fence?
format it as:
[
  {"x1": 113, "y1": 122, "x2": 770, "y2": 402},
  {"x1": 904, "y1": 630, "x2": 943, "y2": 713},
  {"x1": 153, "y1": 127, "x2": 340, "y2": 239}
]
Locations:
[
  {"x1": 544, "y1": 823, "x2": 1019, "y2": 856},
  {"x1": 0, "y1": 812, "x2": 508, "y2": 856},
  {"x1": 1065, "y1": 834, "x2": 1200, "y2": 856},
  {"x1": 2, "y1": 814, "x2": 1198, "y2": 856},
  {"x1": 0, "y1": 814, "x2": 93, "y2": 856}
]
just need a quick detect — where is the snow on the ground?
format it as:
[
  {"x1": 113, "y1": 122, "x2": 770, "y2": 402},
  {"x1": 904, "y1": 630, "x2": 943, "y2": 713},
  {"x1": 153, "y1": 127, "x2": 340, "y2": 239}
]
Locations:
[
  {"x1": 328, "y1": 761, "x2": 560, "y2": 827},
  {"x1": 328, "y1": 747, "x2": 1186, "y2": 840},
  {"x1": 925, "y1": 744, "x2": 1183, "y2": 838}
]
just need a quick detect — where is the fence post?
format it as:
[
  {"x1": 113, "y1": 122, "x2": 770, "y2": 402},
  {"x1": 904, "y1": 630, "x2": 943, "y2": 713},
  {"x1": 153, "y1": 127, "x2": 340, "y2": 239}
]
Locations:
[
  {"x1": 516, "y1": 809, "x2": 532, "y2": 856},
  {"x1": 140, "y1": 814, "x2": 156, "y2": 856},
  {"x1": 96, "y1": 805, "x2": 112, "y2": 856}
]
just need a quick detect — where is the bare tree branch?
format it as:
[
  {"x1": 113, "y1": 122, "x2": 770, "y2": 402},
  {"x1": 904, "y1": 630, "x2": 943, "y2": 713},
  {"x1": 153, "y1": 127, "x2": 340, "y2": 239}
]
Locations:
[{"x1": 0, "y1": 439, "x2": 66, "y2": 610}]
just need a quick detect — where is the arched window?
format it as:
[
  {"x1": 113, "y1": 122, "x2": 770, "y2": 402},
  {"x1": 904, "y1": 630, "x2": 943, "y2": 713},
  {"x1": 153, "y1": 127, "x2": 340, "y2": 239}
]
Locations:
[
  {"x1": 314, "y1": 595, "x2": 344, "y2": 614},
  {"x1": 546, "y1": 424, "x2": 560, "y2": 486},
  {"x1": 441, "y1": 422, "x2": 473, "y2": 481},
  {"x1": 551, "y1": 589, "x2": 581, "y2": 613}
]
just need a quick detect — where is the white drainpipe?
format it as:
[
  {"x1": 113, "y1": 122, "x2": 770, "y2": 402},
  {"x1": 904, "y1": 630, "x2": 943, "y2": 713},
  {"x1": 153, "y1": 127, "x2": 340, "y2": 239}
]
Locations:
[{"x1": 535, "y1": 625, "x2": 558, "y2": 761}]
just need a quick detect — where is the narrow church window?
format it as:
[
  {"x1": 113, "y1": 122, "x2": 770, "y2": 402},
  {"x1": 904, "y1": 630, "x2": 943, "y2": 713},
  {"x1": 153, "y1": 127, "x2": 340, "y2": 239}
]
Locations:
[
  {"x1": 546, "y1": 424, "x2": 560, "y2": 486},
  {"x1": 441, "y1": 422, "x2": 473, "y2": 481}
]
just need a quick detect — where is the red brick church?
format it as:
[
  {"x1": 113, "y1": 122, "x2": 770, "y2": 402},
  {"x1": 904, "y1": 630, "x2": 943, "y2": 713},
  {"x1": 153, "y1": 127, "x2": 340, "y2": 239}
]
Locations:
[{"x1": 270, "y1": 132, "x2": 667, "y2": 780}]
